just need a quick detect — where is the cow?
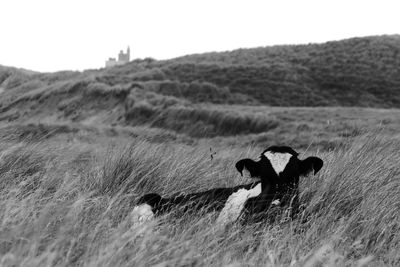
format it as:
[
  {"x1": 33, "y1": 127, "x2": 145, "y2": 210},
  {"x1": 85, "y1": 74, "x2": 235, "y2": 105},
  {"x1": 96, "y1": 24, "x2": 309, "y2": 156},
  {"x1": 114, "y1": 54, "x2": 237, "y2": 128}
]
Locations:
[{"x1": 131, "y1": 146, "x2": 323, "y2": 225}]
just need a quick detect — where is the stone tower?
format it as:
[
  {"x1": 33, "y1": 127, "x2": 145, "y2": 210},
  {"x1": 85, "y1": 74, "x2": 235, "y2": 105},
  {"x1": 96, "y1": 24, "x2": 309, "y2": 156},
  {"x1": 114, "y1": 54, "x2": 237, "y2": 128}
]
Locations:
[
  {"x1": 106, "y1": 46, "x2": 130, "y2": 68},
  {"x1": 118, "y1": 47, "x2": 130, "y2": 63}
]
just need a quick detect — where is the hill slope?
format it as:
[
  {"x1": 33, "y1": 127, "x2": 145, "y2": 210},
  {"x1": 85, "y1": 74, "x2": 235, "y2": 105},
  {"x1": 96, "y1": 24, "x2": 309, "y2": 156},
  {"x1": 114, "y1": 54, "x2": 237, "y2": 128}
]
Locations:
[
  {"x1": 106, "y1": 35, "x2": 400, "y2": 107},
  {"x1": 1, "y1": 35, "x2": 400, "y2": 146},
  {"x1": 2, "y1": 35, "x2": 400, "y2": 108}
]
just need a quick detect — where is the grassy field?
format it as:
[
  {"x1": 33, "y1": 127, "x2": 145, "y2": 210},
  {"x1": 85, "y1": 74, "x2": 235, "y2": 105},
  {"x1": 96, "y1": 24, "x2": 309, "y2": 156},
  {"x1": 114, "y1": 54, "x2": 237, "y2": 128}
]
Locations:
[
  {"x1": 1, "y1": 76, "x2": 400, "y2": 267},
  {"x1": 0, "y1": 117, "x2": 399, "y2": 266}
]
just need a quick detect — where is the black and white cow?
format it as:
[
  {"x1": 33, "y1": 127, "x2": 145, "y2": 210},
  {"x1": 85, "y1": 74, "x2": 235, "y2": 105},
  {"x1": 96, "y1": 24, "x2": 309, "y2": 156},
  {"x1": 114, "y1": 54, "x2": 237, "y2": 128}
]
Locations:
[{"x1": 132, "y1": 146, "x2": 323, "y2": 225}]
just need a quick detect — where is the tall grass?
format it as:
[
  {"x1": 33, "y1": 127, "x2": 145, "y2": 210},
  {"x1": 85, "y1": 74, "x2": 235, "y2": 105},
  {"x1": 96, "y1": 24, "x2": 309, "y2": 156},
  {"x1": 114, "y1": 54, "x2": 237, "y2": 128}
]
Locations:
[{"x1": 0, "y1": 130, "x2": 398, "y2": 266}]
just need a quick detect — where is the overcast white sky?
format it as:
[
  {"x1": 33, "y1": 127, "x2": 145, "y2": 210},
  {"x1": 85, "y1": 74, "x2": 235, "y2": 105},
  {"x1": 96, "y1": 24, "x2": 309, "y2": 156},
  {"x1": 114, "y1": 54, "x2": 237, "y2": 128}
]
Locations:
[{"x1": 0, "y1": 0, "x2": 399, "y2": 72}]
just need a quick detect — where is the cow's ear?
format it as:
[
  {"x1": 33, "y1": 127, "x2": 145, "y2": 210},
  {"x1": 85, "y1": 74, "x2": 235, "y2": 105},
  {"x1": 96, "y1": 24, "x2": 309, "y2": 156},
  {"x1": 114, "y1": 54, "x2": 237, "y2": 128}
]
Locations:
[
  {"x1": 300, "y1": 157, "x2": 323, "y2": 176},
  {"x1": 235, "y1": 159, "x2": 246, "y2": 176},
  {"x1": 235, "y1": 158, "x2": 260, "y2": 178}
]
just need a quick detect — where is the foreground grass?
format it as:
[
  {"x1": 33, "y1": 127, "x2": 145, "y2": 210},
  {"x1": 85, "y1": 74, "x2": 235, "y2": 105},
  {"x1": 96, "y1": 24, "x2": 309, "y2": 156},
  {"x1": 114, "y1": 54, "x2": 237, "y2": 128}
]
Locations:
[{"x1": 0, "y1": 131, "x2": 399, "y2": 266}]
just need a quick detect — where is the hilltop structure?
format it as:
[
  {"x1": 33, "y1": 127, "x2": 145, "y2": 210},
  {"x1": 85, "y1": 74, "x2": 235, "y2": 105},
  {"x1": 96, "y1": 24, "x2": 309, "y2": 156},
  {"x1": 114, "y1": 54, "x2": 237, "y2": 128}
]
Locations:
[{"x1": 105, "y1": 47, "x2": 130, "y2": 68}]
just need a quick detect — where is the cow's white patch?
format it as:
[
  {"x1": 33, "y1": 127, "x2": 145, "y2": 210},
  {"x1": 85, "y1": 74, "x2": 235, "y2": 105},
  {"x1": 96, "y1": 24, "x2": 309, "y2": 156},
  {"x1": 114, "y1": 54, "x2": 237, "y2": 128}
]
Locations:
[
  {"x1": 263, "y1": 152, "x2": 292, "y2": 176},
  {"x1": 216, "y1": 183, "x2": 262, "y2": 225},
  {"x1": 130, "y1": 204, "x2": 154, "y2": 225}
]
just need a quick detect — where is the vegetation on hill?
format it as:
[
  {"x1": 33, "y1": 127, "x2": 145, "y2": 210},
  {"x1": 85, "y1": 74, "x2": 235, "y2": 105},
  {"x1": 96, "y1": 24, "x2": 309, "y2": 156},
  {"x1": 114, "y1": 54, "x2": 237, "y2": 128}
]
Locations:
[
  {"x1": 1, "y1": 71, "x2": 400, "y2": 150},
  {"x1": 104, "y1": 35, "x2": 400, "y2": 107},
  {"x1": 2, "y1": 35, "x2": 400, "y2": 109},
  {"x1": 0, "y1": 35, "x2": 400, "y2": 141}
]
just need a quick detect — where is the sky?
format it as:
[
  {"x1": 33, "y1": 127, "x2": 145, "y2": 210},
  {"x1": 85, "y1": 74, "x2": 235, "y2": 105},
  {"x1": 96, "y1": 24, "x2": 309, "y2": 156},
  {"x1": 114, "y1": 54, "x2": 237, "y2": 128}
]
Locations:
[{"x1": 0, "y1": 0, "x2": 399, "y2": 72}]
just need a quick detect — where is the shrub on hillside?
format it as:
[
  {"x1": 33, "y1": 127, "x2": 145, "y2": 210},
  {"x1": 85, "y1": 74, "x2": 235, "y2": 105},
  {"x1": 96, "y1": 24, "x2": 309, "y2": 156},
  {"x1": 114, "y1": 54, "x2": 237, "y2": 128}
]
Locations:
[
  {"x1": 125, "y1": 88, "x2": 186, "y2": 110},
  {"x1": 140, "y1": 80, "x2": 232, "y2": 104},
  {"x1": 0, "y1": 123, "x2": 78, "y2": 142},
  {"x1": 125, "y1": 101, "x2": 157, "y2": 124},
  {"x1": 0, "y1": 69, "x2": 12, "y2": 85},
  {"x1": 35, "y1": 71, "x2": 82, "y2": 84},
  {"x1": 151, "y1": 106, "x2": 280, "y2": 137},
  {"x1": 2, "y1": 72, "x2": 30, "y2": 90},
  {"x1": 130, "y1": 68, "x2": 166, "y2": 81},
  {"x1": 125, "y1": 98, "x2": 280, "y2": 137}
]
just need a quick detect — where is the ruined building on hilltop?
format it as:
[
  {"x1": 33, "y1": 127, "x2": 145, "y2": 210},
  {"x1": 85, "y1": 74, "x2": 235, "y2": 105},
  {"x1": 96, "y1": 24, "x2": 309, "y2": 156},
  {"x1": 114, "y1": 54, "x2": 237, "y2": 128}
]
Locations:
[{"x1": 105, "y1": 47, "x2": 130, "y2": 68}]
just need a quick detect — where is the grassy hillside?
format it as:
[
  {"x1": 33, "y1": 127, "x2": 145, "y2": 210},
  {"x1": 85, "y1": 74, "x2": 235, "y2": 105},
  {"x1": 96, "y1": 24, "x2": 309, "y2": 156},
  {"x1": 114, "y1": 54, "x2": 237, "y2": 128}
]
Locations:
[
  {"x1": 103, "y1": 35, "x2": 400, "y2": 107},
  {"x1": 1, "y1": 76, "x2": 400, "y2": 151},
  {"x1": 2, "y1": 35, "x2": 400, "y2": 108},
  {"x1": 2, "y1": 36, "x2": 400, "y2": 149}
]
